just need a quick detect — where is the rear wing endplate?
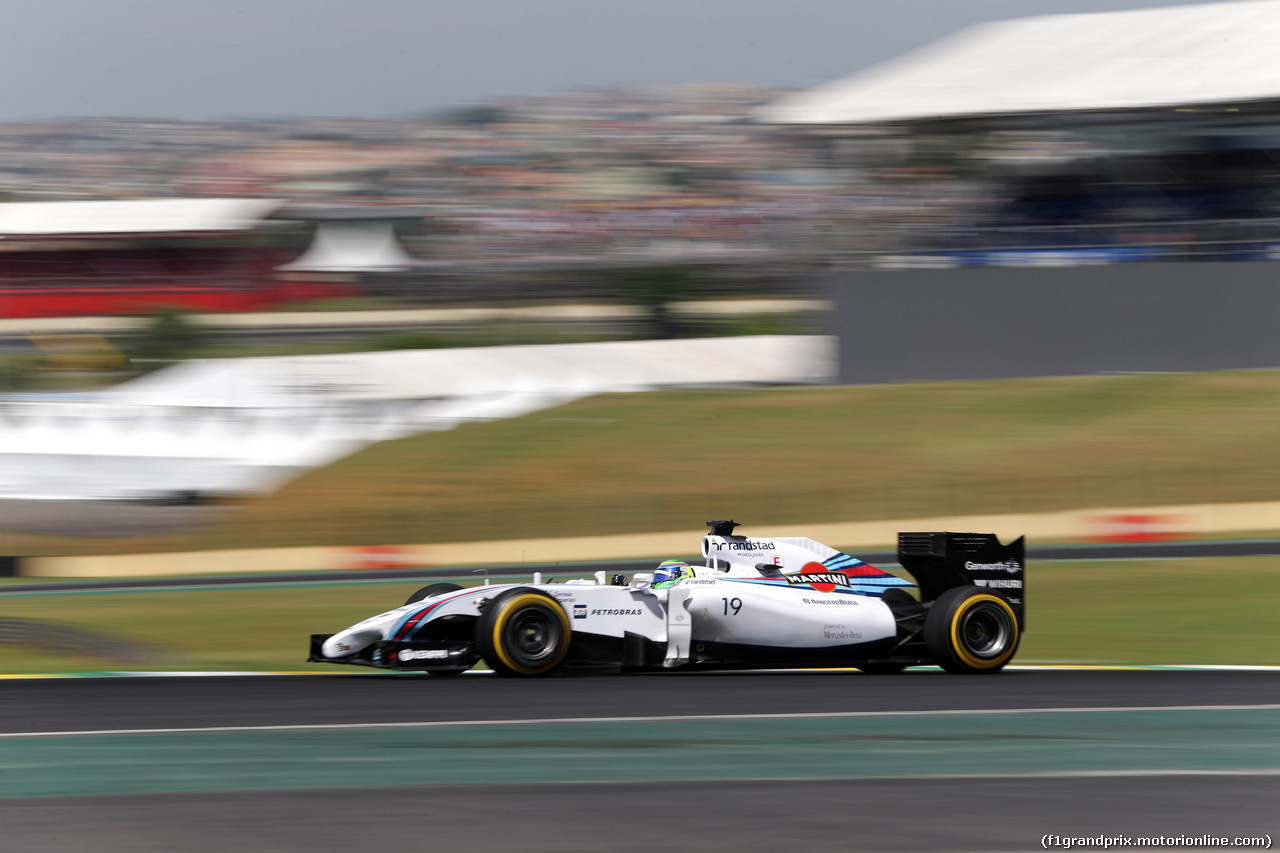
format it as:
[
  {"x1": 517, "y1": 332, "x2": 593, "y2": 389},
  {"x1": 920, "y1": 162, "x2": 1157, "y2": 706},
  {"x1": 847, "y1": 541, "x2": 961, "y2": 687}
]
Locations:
[{"x1": 897, "y1": 532, "x2": 1025, "y2": 629}]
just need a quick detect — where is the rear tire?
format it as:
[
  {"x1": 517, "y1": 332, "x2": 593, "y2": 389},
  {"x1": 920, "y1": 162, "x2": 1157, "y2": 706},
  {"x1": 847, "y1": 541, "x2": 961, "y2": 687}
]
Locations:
[
  {"x1": 924, "y1": 586, "x2": 1019, "y2": 674},
  {"x1": 475, "y1": 588, "x2": 571, "y2": 677},
  {"x1": 405, "y1": 583, "x2": 463, "y2": 607}
]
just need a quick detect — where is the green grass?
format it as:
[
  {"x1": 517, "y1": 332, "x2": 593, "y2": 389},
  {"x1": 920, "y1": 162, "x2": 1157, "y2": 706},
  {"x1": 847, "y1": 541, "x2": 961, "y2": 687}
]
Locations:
[
  {"x1": 0, "y1": 579, "x2": 435, "y2": 674},
  {"x1": 1018, "y1": 556, "x2": 1280, "y2": 666},
  {"x1": 8, "y1": 369, "x2": 1280, "y2": 556},
  {"x1": 171, "y1": 314, "x2": 820, "y2": 362},
  {"x1": 184, "y1": 320, "x2": 638, "y2": 361},
  {"x1": 0, "y1": 557, "x2": 1276, "y2": 674},
  {"x1": 5, "y1": 369, "x2": 1278, "y2": 676}
]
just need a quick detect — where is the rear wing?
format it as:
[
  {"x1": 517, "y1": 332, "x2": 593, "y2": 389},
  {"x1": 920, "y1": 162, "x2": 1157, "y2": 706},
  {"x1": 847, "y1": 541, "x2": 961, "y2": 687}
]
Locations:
[{"x1": 897, "y1": 532, "x2": 1025, "y2": 629}]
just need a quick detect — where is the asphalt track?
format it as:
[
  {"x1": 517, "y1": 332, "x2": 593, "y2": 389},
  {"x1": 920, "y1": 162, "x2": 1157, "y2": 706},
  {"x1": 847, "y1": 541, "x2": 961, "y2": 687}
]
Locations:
[
  {"x1": 2, "y1": 669, "x2": 1279, "y2": 731},
  {"x1": 1, "y1": 670, "x2": 1277, "y2": 851}
]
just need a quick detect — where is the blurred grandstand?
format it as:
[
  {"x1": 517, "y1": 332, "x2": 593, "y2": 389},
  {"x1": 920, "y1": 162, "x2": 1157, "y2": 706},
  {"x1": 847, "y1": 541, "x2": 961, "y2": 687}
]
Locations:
[
  {"x1": 0, "y1": 4, "x2": 1276, "y2": 324},
  {"x1": 0, "y1": 198, "x2": 340, "y2": 318},
  {"x1": 0, "y1": 85, "x2": 840, "y2": 317},
  {"x1": 4, "y1": 2, "x2": 1280, "y2": 325},
  {"x1": 763, "y1": 0, "x2": 1280, "y2": 266}
]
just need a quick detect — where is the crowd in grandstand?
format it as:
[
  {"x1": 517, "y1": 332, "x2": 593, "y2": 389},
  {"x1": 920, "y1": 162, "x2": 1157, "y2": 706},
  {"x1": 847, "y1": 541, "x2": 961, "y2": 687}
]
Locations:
[
  {"x1": 4, "y1": 84, "x2": 1280, "y2": 267},
  {"x1": 0, "y1": 85, "x2": 999, "y2": 267}
]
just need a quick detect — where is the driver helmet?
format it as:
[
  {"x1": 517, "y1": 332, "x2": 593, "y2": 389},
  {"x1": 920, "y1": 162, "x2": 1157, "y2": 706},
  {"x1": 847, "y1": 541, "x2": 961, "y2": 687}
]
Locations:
[{"x1": 653, "y1": 559, "x2": 694, "y2": 587}]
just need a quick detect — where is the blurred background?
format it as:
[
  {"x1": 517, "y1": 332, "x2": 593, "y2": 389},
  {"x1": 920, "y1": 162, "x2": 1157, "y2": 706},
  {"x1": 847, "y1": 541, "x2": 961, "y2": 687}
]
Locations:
[
  {"x1": 2, "y1": 4, "x2": 1279, "y2": 851},
  {"x1": 7, "y1": 0, "x2": 1280, "y2": 542},
  {"x1": 3, "y1": 0, "x2": 1280, "y2": 646}
]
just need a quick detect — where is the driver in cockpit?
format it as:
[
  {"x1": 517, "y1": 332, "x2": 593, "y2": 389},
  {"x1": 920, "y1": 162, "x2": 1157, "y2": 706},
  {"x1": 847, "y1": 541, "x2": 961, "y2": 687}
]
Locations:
[{"x1": 652, "y1": 559, "x2": 695, "y2": 588}]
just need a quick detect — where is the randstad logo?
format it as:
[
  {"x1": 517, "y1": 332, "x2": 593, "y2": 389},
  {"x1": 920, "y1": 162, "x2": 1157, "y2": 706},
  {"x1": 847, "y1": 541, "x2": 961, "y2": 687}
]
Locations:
[{"x1": 712, "y1": 540, "x2": 776, "y2": 552}]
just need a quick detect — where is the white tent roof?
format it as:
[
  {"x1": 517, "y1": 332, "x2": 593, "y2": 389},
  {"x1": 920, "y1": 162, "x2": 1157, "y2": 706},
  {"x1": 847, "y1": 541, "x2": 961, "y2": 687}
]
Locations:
[
  {"x1": 278, "y1": 221, "x2": 418, "y2": 272},
  {"x1": 0, "y1": 198, "x2": 284, "y2": 236},
  {"x1": 762, "y1": 0, "x2": 1280, "y2": 125},
  {"x1": 0, "y1": 336, "x2": 832, "y2": 499}
]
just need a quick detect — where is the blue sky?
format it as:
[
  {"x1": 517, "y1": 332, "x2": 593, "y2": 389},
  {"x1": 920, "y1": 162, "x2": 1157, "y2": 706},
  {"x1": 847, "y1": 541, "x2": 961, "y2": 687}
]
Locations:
[{"x1": 0, "y1": 0, "x2": 1230, "y2": 120}]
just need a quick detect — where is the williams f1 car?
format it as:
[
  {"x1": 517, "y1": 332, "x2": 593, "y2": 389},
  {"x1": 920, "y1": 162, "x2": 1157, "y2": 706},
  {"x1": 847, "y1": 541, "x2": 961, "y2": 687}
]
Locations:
[{"x1": 308, "y1": 522, "x2": 1025, "y2": 677}]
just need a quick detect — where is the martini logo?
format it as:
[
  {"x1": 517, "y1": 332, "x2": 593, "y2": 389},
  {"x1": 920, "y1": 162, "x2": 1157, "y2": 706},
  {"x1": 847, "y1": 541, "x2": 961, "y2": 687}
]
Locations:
[{"x1": 785, "y1": 566, "x2": 851, "y2": 594}]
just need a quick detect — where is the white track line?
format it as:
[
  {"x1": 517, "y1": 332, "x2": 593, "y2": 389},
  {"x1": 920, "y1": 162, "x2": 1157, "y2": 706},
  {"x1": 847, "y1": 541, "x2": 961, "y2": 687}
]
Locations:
[
  {"x1": 559, "y1": 770, "x2": 1280, "y2": 784},
  {"x1": 4, "y1": 703, "x2": 1280, "y2": 740},
  {"x1": 649, "y1": 769, "x2": 1280, "y2": 782},
  {"x1": 2, "y1": 664, "x2": 1279, "y2": 679}
]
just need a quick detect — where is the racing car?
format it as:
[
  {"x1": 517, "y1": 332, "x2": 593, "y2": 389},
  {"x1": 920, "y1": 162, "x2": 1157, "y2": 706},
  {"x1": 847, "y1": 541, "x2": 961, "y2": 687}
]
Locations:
[{"x1": 308, "y1": 522, "x2": 1025, "y2": 677}]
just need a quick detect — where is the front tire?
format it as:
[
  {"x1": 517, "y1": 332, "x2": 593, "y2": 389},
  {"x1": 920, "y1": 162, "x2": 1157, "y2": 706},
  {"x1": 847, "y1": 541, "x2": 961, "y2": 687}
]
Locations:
[
  {"x1": 475, "y1": 588, "x2": 571, "y2": 677},
  {"x1": 924, "y1": 586, "x2": 1020, "y2": 674}
]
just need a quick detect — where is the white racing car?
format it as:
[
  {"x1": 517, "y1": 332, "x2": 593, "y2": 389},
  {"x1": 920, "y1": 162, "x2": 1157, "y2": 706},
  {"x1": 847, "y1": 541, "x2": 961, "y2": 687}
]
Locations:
[{"x1": 308, "y1": 522, "x2": 1025, "y2": 676}]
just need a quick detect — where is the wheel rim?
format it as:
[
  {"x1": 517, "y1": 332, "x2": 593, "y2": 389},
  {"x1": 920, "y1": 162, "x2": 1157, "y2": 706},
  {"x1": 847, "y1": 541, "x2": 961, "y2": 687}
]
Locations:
[
  {"x1": 504, "y1": 607, "x2": 562, "y2": 666},
  {"x1": 958, "y1": 601, "x2": 1012, "y2": 659}
]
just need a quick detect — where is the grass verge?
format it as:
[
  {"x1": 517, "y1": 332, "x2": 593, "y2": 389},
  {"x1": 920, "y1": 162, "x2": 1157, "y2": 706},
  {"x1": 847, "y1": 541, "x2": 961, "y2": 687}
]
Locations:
[
  {"x1": 8, "y1": 369, "x2": 1280, "y2": 556},
  {"x1": 0, "y1": 557, "x2": 1276, "y2": 674}
]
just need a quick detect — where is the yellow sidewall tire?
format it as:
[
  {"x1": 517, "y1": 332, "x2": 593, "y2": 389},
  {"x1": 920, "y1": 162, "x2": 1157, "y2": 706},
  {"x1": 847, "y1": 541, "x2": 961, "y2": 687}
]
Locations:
[
  {"x1": 479, "y1": 590, "x2": 571, "y2": 677},
  {"x1": 948, "y1": 593, "x2": 1019, "y2": 671},
  {"x1": 924, "y1": 586, "x2": 1020, "y2": 674}
]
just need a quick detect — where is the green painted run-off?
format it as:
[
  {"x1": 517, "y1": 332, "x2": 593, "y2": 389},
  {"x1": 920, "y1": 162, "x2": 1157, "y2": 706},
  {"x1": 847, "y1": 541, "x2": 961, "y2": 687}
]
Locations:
[{"x1": 2, "y1": 709, "x2": 1279, "y2": 798}]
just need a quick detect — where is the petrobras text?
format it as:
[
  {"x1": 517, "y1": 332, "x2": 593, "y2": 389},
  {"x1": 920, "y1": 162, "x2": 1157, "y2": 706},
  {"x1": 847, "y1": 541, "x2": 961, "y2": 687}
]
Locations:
[{"x1": 396, "y1": 649, "x2": 449, "y2": 661}]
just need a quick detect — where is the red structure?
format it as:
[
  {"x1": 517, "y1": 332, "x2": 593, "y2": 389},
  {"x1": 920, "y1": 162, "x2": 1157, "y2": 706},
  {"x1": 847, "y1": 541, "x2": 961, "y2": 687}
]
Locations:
[{"x1": 0, "y1": 199, "x2": 360, "y2": 318}]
